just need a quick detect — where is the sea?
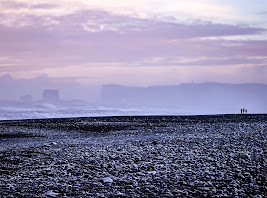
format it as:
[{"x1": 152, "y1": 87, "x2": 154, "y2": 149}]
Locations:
[{"x1": 0, "y1": 104, "x2": 192, "y2": 120}]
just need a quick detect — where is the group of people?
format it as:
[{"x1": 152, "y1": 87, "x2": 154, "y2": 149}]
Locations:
[{"x1": 241, "y1": 108, "x2": 247, "y2": 114}]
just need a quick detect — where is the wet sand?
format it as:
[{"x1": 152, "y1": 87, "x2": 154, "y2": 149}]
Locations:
[{"x1": 0, "y1": 114, "x2": 266, "y2": 197}]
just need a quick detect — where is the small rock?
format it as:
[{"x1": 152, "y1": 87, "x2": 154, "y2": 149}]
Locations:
[
  {"x1": 102, "y1": 177, "x2": 113, "y2": 183},
  {"x1": 45, "y1": 190, "x2": 59, "y2": 197},
  {"x1": 117, "y1": 192, "x2": 126, "y2": 196},
  {"x1": 152, "y1": 140, "x2": 159, "y2": 145}
]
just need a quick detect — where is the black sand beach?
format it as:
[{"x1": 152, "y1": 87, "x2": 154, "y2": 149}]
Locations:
[{"x1": 0, "y1": 114, "x2": 266, "y2": 197}]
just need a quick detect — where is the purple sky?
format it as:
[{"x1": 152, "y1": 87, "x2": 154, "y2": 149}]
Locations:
[{"x1": 0, "y1": 0, "x2": 267, "y2": 86}]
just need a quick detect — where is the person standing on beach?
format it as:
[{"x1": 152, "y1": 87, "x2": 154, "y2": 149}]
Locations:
[{"x1": 241, "y1": 108, "x2": 243, "y2": 114}]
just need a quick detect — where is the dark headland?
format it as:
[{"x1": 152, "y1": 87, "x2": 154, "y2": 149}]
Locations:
[{"x1": 1, "y1": 114, "x2": 266, "y2": 197}]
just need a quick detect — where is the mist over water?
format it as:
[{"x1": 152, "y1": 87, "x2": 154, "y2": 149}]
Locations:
[{"x1": 0, "y1": 74, "x2": 266, "y2": 120}]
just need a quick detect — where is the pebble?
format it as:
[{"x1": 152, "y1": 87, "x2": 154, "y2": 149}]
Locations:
[
  {"x1": 0, "y1": 115, "x2": 266, "y2": 197},
  {"x1": 45, "y1": 190, "x2": 60, "y2": 197},
  {"x1": 102, "y1": 177, "x2": 113, "y2": 183}
]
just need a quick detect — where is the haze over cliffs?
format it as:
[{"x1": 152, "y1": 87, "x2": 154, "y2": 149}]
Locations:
[
  {"x1": 101, "y1": 83, "x2": 267, "y2": 114},
  {"x1": 1, "y1": 73, "x2": 266, "y2": 115}
]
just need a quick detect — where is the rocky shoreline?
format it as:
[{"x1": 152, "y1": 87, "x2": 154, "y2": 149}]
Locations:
[{"x1": 0, "y1": 114, "x2": 266, "y2": 197}]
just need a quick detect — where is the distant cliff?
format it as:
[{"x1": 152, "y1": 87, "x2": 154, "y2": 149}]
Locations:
[{"x1": 101, "y1": 83, "x2": 267, "y2": 113}]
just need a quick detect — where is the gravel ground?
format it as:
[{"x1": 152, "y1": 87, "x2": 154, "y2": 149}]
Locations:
[{"x1": 0, "y1": 114, "x2": 266, "y2": 197}]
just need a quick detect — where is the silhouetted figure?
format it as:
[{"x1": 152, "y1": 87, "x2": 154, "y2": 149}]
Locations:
[
  {"x1": 241, "y1": 108, "x2": 243, "y2": 114},
  {"x1": 245, "y1": 109, "x2": 247, "y2": 114}
]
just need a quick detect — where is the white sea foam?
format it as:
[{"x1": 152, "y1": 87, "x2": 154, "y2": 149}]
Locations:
[
  {"x1": 0, "y1": 102, "x2": 247, "y2": 120},
  {"x1": 0, "y1": 104, "x2": 195, "y2": 120}
]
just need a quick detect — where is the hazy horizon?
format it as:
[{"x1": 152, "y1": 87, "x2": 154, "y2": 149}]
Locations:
[{"x1": 1, "y1": 73, "x2": 267, "y2": 101}]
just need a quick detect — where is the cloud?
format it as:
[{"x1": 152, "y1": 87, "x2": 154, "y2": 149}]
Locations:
[
  {"x1": 0, "y1": 0, "x2": 238, "y2": 21},
  {"x1": 183, "y1": 57, "x2": 266, "y2": 66},
  {"x1": 0, "y1": 1, "x2": 59, "y2": 12},
  {"x1": 0, "y1": 9, "x2": 266, "y2": 85},
  {"x1": 30, "y1": 3, "x2": 59, "y2": 9},
  {"x1": 0, "y1": 10, "x2": 265, "y2": 47},
  {"x1": 0, "y1": 1, "x2": 28, "y2": 9},
  {"x1": 258, "y1": 11, "x2": 267, "y2": 15},
  {"x1": 142, "y1": 57, "x2": 267, "y2": 67}
]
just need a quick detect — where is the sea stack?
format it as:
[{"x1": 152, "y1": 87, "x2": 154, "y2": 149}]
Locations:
[{"x1": 42, "y1": 89, "x2": 59, "y2": 103}]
